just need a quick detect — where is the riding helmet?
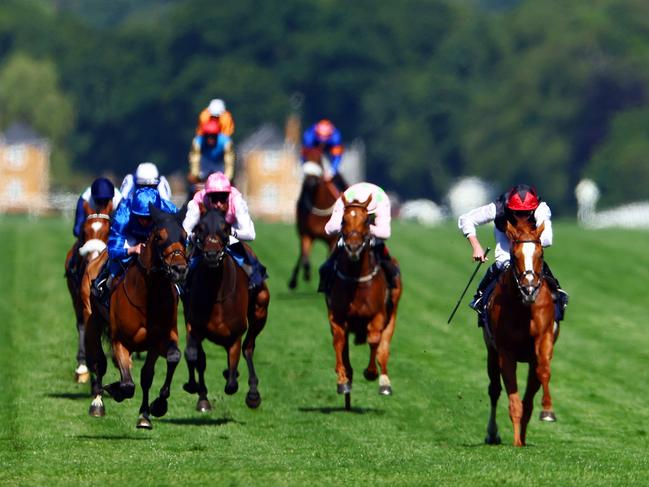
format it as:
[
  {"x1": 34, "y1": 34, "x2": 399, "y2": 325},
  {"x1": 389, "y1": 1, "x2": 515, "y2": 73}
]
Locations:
[
  {"x1": 506, "y1": 184, "x2": 540, "y2": 211},
  {"x1": 135, "y1": 162, "x2": 160, "y2": 186},
  {"x1": 314, "y1": 119, "x2": 335, "y2": 141},
  {"x1": 131, "y1": 187, "x2": 160, "y2": 216},
  {"x1": 90, "y1": 177, "x2": 115, "y2": 200}
]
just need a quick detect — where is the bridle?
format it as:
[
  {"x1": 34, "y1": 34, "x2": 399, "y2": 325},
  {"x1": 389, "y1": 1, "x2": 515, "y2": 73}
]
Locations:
[
  {"x1": 510, "y1": 238, "x2": 544, "y2": 304},
  {"x1": 195, "y1": 233, "x2": 227, "y2": 268}
]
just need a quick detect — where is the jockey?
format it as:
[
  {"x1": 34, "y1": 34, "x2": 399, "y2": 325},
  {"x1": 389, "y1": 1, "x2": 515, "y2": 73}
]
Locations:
[
  {"x1": 182, "y1": 171, "x2": 267, "y2": 290},
  {"x1": 196, "y1": 98, "x2": 235, "y2": 137},
  {"x1": 458, "y1": 184, "x2": 569, "y2": 325},
  {"x1": 302, "y1": 119, "x2": 346, "y2": 191},
  {"x1": 119, "y1": 161, "x2": 172, "y2": 201},
  {"x1": 188, "y1": 118, "x2": 235, "y2": 184},
  {"x1": 73, "y1": 177, "x2": 121, "y2": 238},
  {"x1": 318, "y1": 182, "x2": 399, "y2": 293},
  {"x1": 92, "y1": 187, "x2": 177, "y2": 301}
]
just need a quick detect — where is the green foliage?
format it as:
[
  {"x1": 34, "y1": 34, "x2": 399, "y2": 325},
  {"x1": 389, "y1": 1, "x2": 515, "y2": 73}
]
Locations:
[{"x1": 2, "y1": 217, "x2": 649, "y2": 485}]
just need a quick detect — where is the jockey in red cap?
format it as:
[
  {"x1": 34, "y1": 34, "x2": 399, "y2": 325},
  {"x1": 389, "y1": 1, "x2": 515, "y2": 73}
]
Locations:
[
  {"x1": 188, "y1": 118, "x2": 235, "y2": 188},
  {"x1": 301, "y1": 119, "x2": 347, "y2": 191},
  {"x1": 458, "y1": 184, "x2": 568, "y2": 326}
]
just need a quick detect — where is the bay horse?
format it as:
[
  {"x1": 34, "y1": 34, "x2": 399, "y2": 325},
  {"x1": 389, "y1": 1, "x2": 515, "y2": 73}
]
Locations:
[
  {"x1": 183, "y1": 208, "x2": 270, "y2": 411},
  {"x1": 484, "y1": 218, "x2": 557, "y2": 447},
  {"x1": 288, "y1": 147, "x2": 341, "y2": 289},
  {"x1": 85, "y1": 204, "x2": 188, "y2": 428},
  {"x1": 325, "y1": 195, "x2": 402, "y2": 409},
  {"x1": 65, "y1": 201, "x2": 112, "y2": 383}
]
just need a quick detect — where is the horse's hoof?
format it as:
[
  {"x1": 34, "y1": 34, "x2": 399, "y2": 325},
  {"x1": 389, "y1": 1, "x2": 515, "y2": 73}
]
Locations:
[
  {"x1": 150, "y1": 397, "x2": 168, "y2": 418},
  {"x1": 88, "y1": 404, "x2": 105, "y2": 417},
  {"x1": 196, "y1": 398, "x2": 212, "y2": 412},
  {"x1": 75, "y1": 364, "x2": 90, "y2": 383},
  {"x1": 363, "y1": 368, "x2": 379, "y2": 381},
  {"x1": 540, "y1": 410, "x2": 557, "y2": 422},
  {"x1": 246, "y1": 391, "x2": 261, "y2": 409},
  {"x1": 288, "y1": 279, "x2": 297, "y2": 290},
  {"x1": 136, "y1": 414, "x2": 152, "y2": 429},
  {"x1": 378, "y1": 385, "x2": 392, "y2": 396},
  {"x1": 225, "y1": 382, "x2": 239, "y2": 395},
  {"x1": 485, "y1": 434, "x2": 502, "y2": 445},
  {"x1": 183, "y1": 382, "x2": 198, "y2": 394},
  {"x1": 337, "y1": 382, "x2": 352, "y2": 395}
]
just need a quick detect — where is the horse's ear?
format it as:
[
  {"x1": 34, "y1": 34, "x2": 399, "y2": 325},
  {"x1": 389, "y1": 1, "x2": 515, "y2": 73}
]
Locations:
[
  {"x1": 176, "y1": 203, "x2": 188, "y2": 224},
  {"x1": 341, "y1": 193, "x2": 349, "y2": 206},
  {"x1": 83, "y1": 200, "x2": 92, "y2": 215},
  {"x1": 105, "y1": 200, "x2": 114, "y2": 214},
  {"x1": 148, "y1": 203, "x2": 164, "y2": 221},
  {"x1": 361, "y1": 194, "x2": 373, "y2": 209},
  {"x1": 535, "y1": 221, "x2": 545, "y2": 238},
  {"x1": 505, "y1": 220, "x2": 518, "y2": 242}
]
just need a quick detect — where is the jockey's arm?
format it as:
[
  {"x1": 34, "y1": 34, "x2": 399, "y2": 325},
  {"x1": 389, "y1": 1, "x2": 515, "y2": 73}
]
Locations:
[
  {"x1": 370, "y1": 199, "x2": 391, "y2": 240},
  {"x1": 107, "y1": 203, "x2": 131, "y2": 260},
  {"x1": 231, "y1": 193, "x2": 255, "y2": 241},
  {"x1": 182, "y1": 199, "x2": 201, "y2": 235},
  {"x1": 535, "y1": 202, "x2": 553, "y2": 247},
  {"x1": 73, "y1": 195, "x2": 86, "y2": 238},
  {"x1": 328, "y1": 146, "x2": 344, "y2": 174},
  {"x1": 224, "y1": 141, "x2": 235, "y2": 180},
  {"x1": 324, "y1": 199, "x2": 345, "y2": 236},
  {"x1": 458, "y1": 202, "x2": 496, "y2": 262},
  {"x1": 158, "y1": 176, "x2": 172, "y2": 201},
  {"x1": 119, "y1": 174, "x2": 134, "y2": 200}
]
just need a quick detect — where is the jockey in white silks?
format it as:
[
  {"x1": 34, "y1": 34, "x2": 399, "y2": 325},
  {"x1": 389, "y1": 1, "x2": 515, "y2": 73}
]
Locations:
[
  {"x1": 318, "y1": 182, "x2": 399, "y2": 293},
  {"x1": 119, "y1": 161, "x2": 172, "y2": 201}
]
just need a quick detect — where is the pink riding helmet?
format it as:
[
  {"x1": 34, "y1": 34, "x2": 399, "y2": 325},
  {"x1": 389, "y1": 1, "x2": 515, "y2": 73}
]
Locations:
[{"x1": 205, "y1": 172, "x2": 231, "y2": 193}]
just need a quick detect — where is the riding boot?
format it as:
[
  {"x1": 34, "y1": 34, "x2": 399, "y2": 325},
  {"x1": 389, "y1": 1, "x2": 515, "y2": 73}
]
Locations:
[
  {"x1": 318, "y1": 243, "x2": 343, "y2": 294},
  {"x1": 373, "y1": 241, "x2": 399, "y2": 288},
  {"x1": 469, "y1": 263, "x2": 500, "y2": 312},
  {"x1": 331, "y1": 172, "x2": 348, "y2": 192},
  {"x1": 543, "y1": 261, "x2": 569, "y2": 321},
  {"x1": 227, "y1": 242, "x2": 268, "y2": 290},
  {"x1": 298, "y1": 178, "x2": 318, "y2": 214}
]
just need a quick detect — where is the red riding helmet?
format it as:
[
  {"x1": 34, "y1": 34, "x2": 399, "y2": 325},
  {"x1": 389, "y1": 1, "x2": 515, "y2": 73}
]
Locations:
[
  {"x1": 314, "y1": 119, "x2": 335, "y2": 141},
  {"x1": 201, "y1": 118, "x2": 221, "y2": 136},
  {"x1": 506, "y1": 184, "x2": 540, "y2": 211}
]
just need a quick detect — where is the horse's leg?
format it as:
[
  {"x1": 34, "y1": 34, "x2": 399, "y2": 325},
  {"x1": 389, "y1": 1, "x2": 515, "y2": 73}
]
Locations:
[
  {"x1": 500, "y1": 353, "x2": 524, "y2": 446},
  {"x1": 195, "y1": 340, "x2": 211, "y2": 412},
  {"x1": 75, "y1": 316, "x2": 90, "y2": 383},
  {"x1": 150, "y1": 341, "x2": 181, "y2": 418},
  {"x1": 104, "y1": 341, "x2": 135, "y2": 402},
  {"x1": 330, "y1": 316, "x2": 351, "y2": 394},
  {"x1": 302, "y1": 236, "x2": 314, "y2": 282},
  {"x1": 537, "y1": 333, "x2": 556, "y2": 422},
  {"x1": 243, "y1": 284, "x2": 270, "y2": 408},
  {"x1": 288, "y1": 242, "x2": 302, "y2": 290},
  {"x1": 224, "y1": 337, "x2": 242, "y2": 395},
  {"x1": 183, "y1": 328, "x2": 200, "y2": 394},
  {"x1": 521, "y1": 361, "x2": 542, "y2": 445},
  {"x1": 85, "y1": 313, "x2": 107, "y2": 417},
  {"x1": 136, "y1": 351, "x2": 158, "y2": 429},
  {"x1": 363, "y1": 315, "x2": 383, "y2": 382},
  {"x1": 484, "y1": 342, "x2": 502, "y2": 445}
]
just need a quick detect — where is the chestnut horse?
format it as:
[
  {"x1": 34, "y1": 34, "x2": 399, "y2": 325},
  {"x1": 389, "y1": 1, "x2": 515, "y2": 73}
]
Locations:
[
  {"x1": 484, "y1": 218, "x2": 558, "y2": 447},
  {"x1": 183, "y1": 208, "x2": 270, "y2": 411},
  {"x1": 65, "y1": 201, "x2": 112, "y2": 383},
  {"x1": 85, "y1": 204, "x2": 188, "y2": 428},
  {"x1": 325, "y1": 195, "x2": 402, "y2": 409},
  {"x1": 288, "y1": 147, "x2": 341, "y2": 289}
]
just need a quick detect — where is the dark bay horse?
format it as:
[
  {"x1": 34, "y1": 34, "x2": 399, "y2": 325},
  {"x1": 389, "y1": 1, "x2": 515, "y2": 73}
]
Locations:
[
  {"x1": 65, "y1": 201, "x2": 112, "y2": 383},
  {"x1": 85, "y1": 204, "x2": 188, "y2": 428},
  {"x1": 325, "y1": 195, "x2": 402, "y2": 409},
  {"x1": 288, "y1": 147, "x2": 341, "y2": 289},
  {"x1": 183, "y1": 209, "x2": 270, "y2": 411},
  {"x1": 484, "y1": 219, "x2": 557, "y2": 447}
]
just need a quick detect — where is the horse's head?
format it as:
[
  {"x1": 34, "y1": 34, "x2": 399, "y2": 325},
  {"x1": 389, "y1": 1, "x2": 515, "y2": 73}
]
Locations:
[
  {"x1": 145, "y1": 204, "x2": 189, "y2": 283},
  {"x1": 194, "y1": 208, "x2": 230, "y2": 268},
  {"x1": 78, "y1": 201, "x2": 111, "y2": 262},
  {"x1": 505, "y1": 219, "x2": 545, "y2": 304},
  {"x1": 341, "y1": 193, "x2": 372, "y2": 261}
]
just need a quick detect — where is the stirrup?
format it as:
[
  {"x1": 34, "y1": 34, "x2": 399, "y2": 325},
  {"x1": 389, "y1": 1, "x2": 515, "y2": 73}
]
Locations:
[{"x1": 469, "y1": 293, "x2": 483, "y2": 311}]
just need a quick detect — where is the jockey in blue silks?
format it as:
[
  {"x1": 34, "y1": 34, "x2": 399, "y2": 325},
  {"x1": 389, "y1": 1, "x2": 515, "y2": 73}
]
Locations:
[
  {"x1": 301, "y1": 119, "x2": 346, "y2": 191},
  {"x1": 93, "y1": 187, "x2": 177, "y2": 300},
  {"x1": 73, "y1": 177, "x2": 121, "y2": 238}
]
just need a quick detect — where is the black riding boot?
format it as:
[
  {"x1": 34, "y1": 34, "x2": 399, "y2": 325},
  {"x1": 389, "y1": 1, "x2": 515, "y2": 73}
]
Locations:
[
  {"x1": 298, "y1": 178, "x2": 318, "y2": 214},
  {"x1": 469, "y1": 263, "x2": 500, "y2": 311},
  {"x1": 331, "y1": 173, "x2": 348, "y2": 192},
  {"x1": 543, "y1": 261, "x2": 569, "y2": 321},
  {"x1": 373, "y1": 241, "x2": 399, "y2": 288},
  {"x1": 318, "y1": 244, "x2": 342, "y2": 294}
]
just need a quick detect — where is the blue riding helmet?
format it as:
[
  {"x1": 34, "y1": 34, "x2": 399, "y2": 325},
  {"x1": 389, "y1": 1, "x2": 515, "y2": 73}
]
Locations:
[
  {"x1": 131, "y1": 187, "x2": 160, "y2": 216},
  {"x1": 91, "y1": 177, "x2": 115, "y2": 200}
]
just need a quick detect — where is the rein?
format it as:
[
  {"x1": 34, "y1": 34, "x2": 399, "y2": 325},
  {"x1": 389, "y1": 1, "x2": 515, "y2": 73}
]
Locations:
[{"x1": 335, "y1": 263, "x2": 381, "y2": 283}]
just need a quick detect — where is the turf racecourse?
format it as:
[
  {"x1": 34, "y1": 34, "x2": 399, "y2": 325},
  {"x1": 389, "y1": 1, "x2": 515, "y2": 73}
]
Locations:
[{"x1": 1, "y1": 215, "x2": 649, "y2": 486}]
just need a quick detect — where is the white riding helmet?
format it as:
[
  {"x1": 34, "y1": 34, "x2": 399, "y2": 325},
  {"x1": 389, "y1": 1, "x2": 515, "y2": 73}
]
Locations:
[
  {"x1": 135, "y1": 162, "x2": 160, "y2": 186},
  {"x1": 207, "y1": 98, "x2": 226, "y2": 116}
]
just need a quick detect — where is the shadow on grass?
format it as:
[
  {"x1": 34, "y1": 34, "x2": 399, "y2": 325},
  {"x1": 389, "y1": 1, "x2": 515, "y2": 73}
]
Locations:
[
  {"x1": 76, "y1": 435, "x2": 150, "y2": 441},
  {"x1": 46, "y1": 392, "x2": 89, "y2": 400},
  {"x1": 298, "y1": 406, "x2": 384, "y2": 415},
  {"x1": 157, "y1": 416, "x2": 243, "y2": 426},
  {"x1": 273, "y1": 290, "x2": 321, "y2": 300}
]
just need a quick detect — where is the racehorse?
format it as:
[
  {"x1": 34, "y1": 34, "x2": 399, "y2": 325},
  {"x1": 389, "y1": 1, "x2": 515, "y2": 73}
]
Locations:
[
  {"x1": 183, "y1": 208, "x2": 270, "y2": 411},
  {"x1": 288, "y1": 147, "x2": 341, "y2": 289},
  {"x1": 65, "y1": 201, "x2": 112, "y2": 383},
  {"x1": 484, "y1": 218, "x2": 558, "y2": 447},
  {"x1": 85, "y1": 204, "x2": 188, "y2": 428},
  {"x1": 325, "y1": 194, "x2": 402, "y2": 409}
]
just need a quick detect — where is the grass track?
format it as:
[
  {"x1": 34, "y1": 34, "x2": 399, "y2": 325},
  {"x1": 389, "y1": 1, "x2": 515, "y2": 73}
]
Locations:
[{"x1": 1, "y1": 215, "x2": 649, "y2": 486}]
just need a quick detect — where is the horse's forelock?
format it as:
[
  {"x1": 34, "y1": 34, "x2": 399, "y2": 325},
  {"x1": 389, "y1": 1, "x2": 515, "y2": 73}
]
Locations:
[{"x1": 200, "y1": 209, "x2": 229, "y2": 241}]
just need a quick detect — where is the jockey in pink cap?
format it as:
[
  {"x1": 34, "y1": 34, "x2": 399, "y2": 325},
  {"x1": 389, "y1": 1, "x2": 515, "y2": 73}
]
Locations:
[
  {"x1": 318, "y1": 181, "x2": 399, "y2": 293},
  {"x1": 183, "y1": 172, "x2": 266, "y2": 289}
]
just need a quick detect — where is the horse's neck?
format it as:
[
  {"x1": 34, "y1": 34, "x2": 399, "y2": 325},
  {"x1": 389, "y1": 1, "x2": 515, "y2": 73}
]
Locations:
[
  {"x1": 198, "y1": 253, "x2": 236, "y2": 301},
  {"x1": 338, "y1": 245, "x2": 375, "y2": 275}
]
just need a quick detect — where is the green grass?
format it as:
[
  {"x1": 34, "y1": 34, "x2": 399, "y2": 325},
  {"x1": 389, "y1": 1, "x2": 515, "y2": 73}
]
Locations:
[{"x1": 1, "y1": 215, "x2": 649, "y2": 486}]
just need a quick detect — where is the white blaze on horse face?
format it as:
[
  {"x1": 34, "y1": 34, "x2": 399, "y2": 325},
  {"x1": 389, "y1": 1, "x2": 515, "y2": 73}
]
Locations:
[
  {"x1": 350, "y1": 210, "x2": 357, "y2": 217},
  {"x1": 522, "y1": 242, "x2": 536, "y2": 283},
  {"x1": 91, "y1": 221, "x2": 103, "y2": 233}
]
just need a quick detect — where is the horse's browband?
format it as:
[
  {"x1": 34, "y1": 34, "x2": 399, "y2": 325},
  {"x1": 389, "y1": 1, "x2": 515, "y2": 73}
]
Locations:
[{"x1": 88, "y1": 213, "x2": 111, "y2": 221}]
